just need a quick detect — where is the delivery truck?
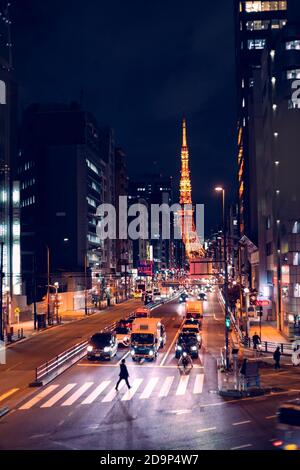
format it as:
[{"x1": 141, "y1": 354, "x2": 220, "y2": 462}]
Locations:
[
  {"x1": 185, "y1": 300, "x2": 203, "y2": 320},
  {"x1": 130, "y1": 318, "x2": 166, "y2": 361}
]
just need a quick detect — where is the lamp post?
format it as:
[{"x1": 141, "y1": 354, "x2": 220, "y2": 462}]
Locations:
[{"x1": 215, "y1": 186, "x2": 230, "y2": 369}]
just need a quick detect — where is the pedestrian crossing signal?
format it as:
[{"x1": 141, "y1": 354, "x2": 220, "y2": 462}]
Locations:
[{"x1": 225, "y1": 317, "x2": 230, "y2": 329}]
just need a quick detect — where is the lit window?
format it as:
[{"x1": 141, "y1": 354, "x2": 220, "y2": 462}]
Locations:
[
  {"x1": 294, "y1": 284, "x2": 300, "y2": 298},
  {"x1": 286, "y1": 40, "x2": 300, "y2": 50},
  {"x1": 293, "y1": 253, "x2": 300, "y2": 266},
  {"x1": 87, "y1": 196, "x2": 97, "y2": 208},
  {"x1": 86, "y1": 159, "x2": 99, "y2": 175},
  {"x1": 0, "y1": 80, "x2": 6, "y2": 104},
  {"x1": 248, "y1": 39, "x2": 266, "y2": 50},
  {"x1": 287, "y1": 69, "x2": 300, "y2": 80},
  {"x1": 292, "y1": 221, "x2": 300, "y2": 234},
  {"x1": 245, "y1": 1, "x2": 287, "y2": 12},
  {"x1": 246, "y1": 20, "x2": 270, "y2": 30}
]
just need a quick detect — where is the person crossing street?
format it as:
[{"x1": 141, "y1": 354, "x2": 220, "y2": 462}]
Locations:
[{"x1": 115, "y1": 359, "x2": 131, "y2": 391}]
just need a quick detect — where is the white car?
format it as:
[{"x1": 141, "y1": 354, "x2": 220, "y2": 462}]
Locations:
[{"x1": 115, "y1": 326, "x2": 131, "y2": 347}]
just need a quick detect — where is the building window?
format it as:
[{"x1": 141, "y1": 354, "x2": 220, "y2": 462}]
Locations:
[
  {"x1": 0, "y1": 80, "x2": 6, "y2": 105},
  {"x1": 267, "y1": 270, "x2": 273, "y2": 283},
  {"x1": 248, "y1": 39, "x2": 266, "y2": 50},
  {"x1": 292, "y1": 221, "x2": 300, "y2": 234},
  {"x1": 86, "y1": 196, "x2": 97, "y2": 208},
  {"x1": 294, "y1": 284, "x2": 300, "y2": 298},
  {"x1": 266, "y1": 216, "x2": 271, "y2": 230},
  {"x1": 91, "y1": 181, "x2": 101, "y2": 193},
  {"x1": 293, "y1": 252, "x2": 300, "y2": 266},
  {"x1": 246, "y1": 20, "x2": 270, "y2": 30},
  {"x1": 245, "y1": 1, "x2": 287, "y2": 12},
  {"x1": 86, "y1": 159, "x2": 99, "y2": 175},
  {"x1": 287, "y1": 69, "x2": 300, "y2": 80},
  {"x1": 286, "y1": 40, "x2": 300, "y2": 50}
]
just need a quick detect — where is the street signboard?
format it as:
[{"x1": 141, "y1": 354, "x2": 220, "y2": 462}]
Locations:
[{"x1": 256, "y1": 300, "x2": 270, "y2": 307}]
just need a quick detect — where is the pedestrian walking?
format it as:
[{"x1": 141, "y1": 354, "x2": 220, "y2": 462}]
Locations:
[
  {"x1": 273, "y1": 346, "x2": 281, "y2": 370},
  {"x1": 252, "y1": 332, "x2": 261, "y2": 350},
  {"x1": 115, "y1": 359, "x2": 131, "y2": 391}
]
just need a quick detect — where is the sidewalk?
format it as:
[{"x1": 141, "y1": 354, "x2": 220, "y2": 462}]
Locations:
[{"x1": 250, "y1": 321, "x2": 287, "y2": 344}]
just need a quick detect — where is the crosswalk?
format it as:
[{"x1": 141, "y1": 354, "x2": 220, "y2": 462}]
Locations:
[{"x1": 19, "y1": 373, "x2": 205, "y2": 411}]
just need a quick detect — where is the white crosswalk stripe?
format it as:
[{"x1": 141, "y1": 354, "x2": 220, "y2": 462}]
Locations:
[
  {"x1": 159, "y1": 376, "x2": 174, "y2": 398},
  {"x1": 175, "y1": 375, "x2": 190, "y2": 396},
  {"x1": 19, "y1": 385, "x2": 59, "y2": 410},
  {"x1": 193, "y1": 374, "x2": 204, "y2": 394},
  {"x1": 81, "y1": 380, "x2": 111, "y2": 405},
  {"x1": 121, "y1": 378, "x2": 143, "y2": 401},
  {"x1": 102, "y1": 381, "x2": 125, "y2": 403},
  {"x1": 41, "y1": 384, "x2": 77, "y2": 408},
  {"x1": 140, "y1": 377, "x2": 159, "y2": 399},
  {"x1": 17, "y1": 374, "x2": 205, "y2": 410},
  {"x1": 61, "y1": 382, "x2": 94, "y2": 407}
]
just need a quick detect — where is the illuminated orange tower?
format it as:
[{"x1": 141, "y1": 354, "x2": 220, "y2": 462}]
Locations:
[{"x1": 178, "y1": 118, "x2": 205, "y2": 260}]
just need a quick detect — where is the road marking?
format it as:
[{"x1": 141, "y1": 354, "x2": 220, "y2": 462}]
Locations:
[
  {"x1": 193, "y1": 374, "x2": 204, "y2": 394},
  {"x1": 102, "y1": 382, "x2": 125, "y2": 402},
  {"x1": 19, "y1": 385, "x2": 59, "y2": 410},
  {"x1": 232, "y1": 420, "x2": 251, "y2": 426},
  {"x1": 117, "y1": 350, "x2": 130, "y2": 365},
  {"x1": 159, "y1": 376, "x2": 174, "y2": 397},
  {"x1": 81, "y1": 381, "x2": 111, "y2": 404},
  {"x1": 41, "y1": 384, "x2": 76, "y2": 408},
  {"x1": 197, "y1": 427, "x2": 216, "y2": 433},
  {"x1": 160, "y1": 318, "x2": 185, "y2": 366},
  {"x1": 140, "y1": 377, "x2": 159, "y2": 399},
  {"x1": 121, "y1": 378, "x2": 143, "y2": 401},
  {"x1": 231, "y1": 444, "x2": 253, "y2": 450},
  {"x1": 61, "y1": 382, "x2": 94, "y2": 407},
  {"x1": 0, "y1": 388, "x2": 19, "y2": 403},
  {"x1": 77, "y1": 363, "x2": 204, "y2": 369},
  {"x1": 176, "y1": 375, "x2": 190, "y2": 396},
  {"x1": 265, "y1": 415, "x2": 277, "y2": 420}
]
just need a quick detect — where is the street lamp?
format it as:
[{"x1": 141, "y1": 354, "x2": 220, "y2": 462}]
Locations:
[{"x1": 214, "y1": 186, "x2": 230, "y2": 369}]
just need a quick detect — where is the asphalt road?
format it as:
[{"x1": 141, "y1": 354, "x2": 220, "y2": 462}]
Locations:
[{"x1": 0, "y1": 291, "x2": 299, "y2": 450}]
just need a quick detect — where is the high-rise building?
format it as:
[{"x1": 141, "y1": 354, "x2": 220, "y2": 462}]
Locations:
[
  {"x1": 19, "y1": 103, "x2": 106, "y2": 303},
  {"x1": 250, "y1": 21, "x2": 300, "y2": 338},
  {"x1": 129, "y1": 174, "x2": 175, "y2": 271},
  {"x1": 234, "y1": 1, "x2": 289, "y2": 241},
  {"x1": 0, "y1": 2, "x2": 20, "y2": 331}
]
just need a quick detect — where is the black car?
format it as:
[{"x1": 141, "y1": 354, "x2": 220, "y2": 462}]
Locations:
[
  {"x1": 198, "y1": 292, "x2": 207, "y2": 301},
  {"x1": 87, "y1": 333, "x2": 118, "y2": 360},
  {"x1": 179, "y1": 293, "x2": 189, "y2": 303},
  {"x1": 175, "y1": 333, "x2": 200, "y2": 359}
]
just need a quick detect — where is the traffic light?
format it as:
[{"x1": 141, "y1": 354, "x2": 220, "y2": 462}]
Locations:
[{"x1": 225, "y1": 317, "x2": 230, "y2": 329}]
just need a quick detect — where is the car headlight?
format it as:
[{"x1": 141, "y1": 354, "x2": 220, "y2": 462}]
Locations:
[
  {"x1": 149, "y1": 350, "x2": 154, "y2": 356},
  {"x1": 191, "y1": 346, "x2": 197, "y2": 351},
  {"x1": 104, "y1": 347, "x2": 110, "y2": 352},
  {"x1": 124, "y1": 336, "x2": 129, "y2": 342},
  {"x1": 131, "y1": 350, "x2": 135, "y2": 356},
  {"x1": 197, "y1": 335, "x2": 201, "y2": 342},
  {"x1": 87, "y1": 345, "x2": 93, "y2": 352},
  {"x1": 176, "y1": 345, "x2": 182, "y2": 350}
]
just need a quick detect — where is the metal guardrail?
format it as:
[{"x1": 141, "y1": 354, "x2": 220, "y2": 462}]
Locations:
[
  {"x1": 31, "y1": 340, "x2": 88, "y2": 386},
  {"x1": 31, "y1": 293, "x2": 179, "y2": 386}
]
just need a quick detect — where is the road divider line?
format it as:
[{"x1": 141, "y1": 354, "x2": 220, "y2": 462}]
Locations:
[
  {"x1": 81, "y1": 381, "x2": 111, "y2": 404},
  {"x1": 197, "y1": 427, "x2": 216, "y2": 433},
  {"x1": 176, "y1": 375, "x2": 189, "y2": 396},
  {"x1": 117, "y1": 350, "x2": 130, "y2": 366},
  {"x1": 140, "y1": 377, "x2": 159, "y2": 399},
  {"x1": 159, "y1": 376, "x2": 174, "y2": 398},
  {"x1": 0, "y1": 388, "x2": 19, "y2": 403},
  {"x1": 193, "y1": 374, "x2": 204, "y2": 395},
  {"x1": 160, "y1": 317, "x2": 185, "y2": 367},
  {"x1": 121, "y1": 378, "x2": 143, "y2": 401},
  {"x1": 230, "y1": 444, "x2": 252, "y2": 450},
  {"x1": 61, "y1": 382, "x2": 94, "y2": 407},
  {"x1": 265, "y1": 415, "x2": 277, "y2": 420},
  {"x1": 41, "y1": 383, "x2": 76, "y2": 408},
  {"x1": 232, "y1": 420, "x2": 251, "y2": 426},
  {"x1": 19, "y1": 385, "x2": 59, "y2": 410}
]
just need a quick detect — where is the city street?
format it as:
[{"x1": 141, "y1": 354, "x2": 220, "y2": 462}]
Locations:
[{"x1": 1, "y1": 292, "x2": 299, "y2": 450}]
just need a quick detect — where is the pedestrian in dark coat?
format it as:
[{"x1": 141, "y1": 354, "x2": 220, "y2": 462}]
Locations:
[
  {"x1": 252, "y1": 332, "x2": 261, "y2": 350},
  {"x1": 273, "y1": 347, "x2": 281, "y2": 370},
  {"x1": 115, "y1": 359, "x2": 131, "y2": 390}
]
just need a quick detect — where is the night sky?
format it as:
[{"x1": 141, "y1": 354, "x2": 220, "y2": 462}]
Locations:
[{"x1": 12, "y1": 0, "x2": 237, "y2": 235}]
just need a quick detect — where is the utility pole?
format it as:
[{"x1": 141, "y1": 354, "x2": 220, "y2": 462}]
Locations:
[
  {"x1": 0, "y1": 242, "x2": 4, "y2": 341},
  {"x1": 46, "y1": 245, "x2": 50, "y2": 326},
  {"x1": 84, "y1": 254, "x2": 88, "y2": 315}
]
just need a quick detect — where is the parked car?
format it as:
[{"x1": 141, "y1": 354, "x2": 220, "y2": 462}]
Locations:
[{"x1": 87, "y1": 333, "x2": 118, "y2": 360}]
